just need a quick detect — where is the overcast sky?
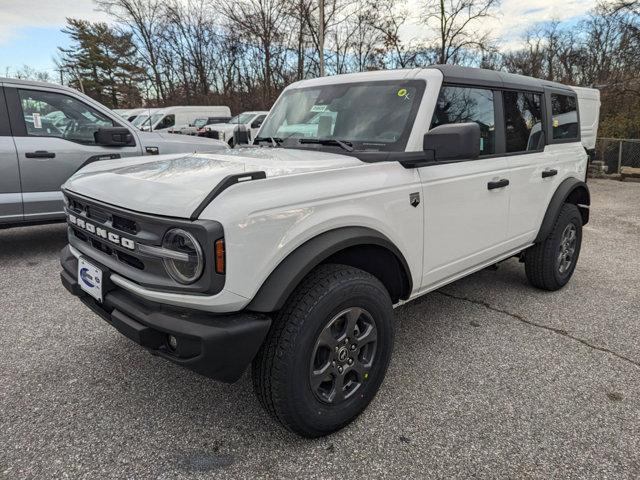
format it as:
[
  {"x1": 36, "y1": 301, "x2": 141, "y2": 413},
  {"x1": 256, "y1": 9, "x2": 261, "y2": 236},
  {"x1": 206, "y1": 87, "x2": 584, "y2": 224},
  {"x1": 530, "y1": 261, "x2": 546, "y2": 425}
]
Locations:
[{"x1": 0, "y1": 0, "x2": 601, "y2": 76}]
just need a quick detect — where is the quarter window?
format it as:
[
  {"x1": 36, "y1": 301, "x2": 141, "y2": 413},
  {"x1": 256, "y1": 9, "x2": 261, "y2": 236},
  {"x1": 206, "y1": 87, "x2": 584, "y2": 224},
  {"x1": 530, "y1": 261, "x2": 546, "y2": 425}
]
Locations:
[
  {"x1": 431, "y1": 86, "x2": 495, "y2": 155},
  {"x1": 503, "y1": 91, "x2": 544, "y2": 152},
  {"x1": 19, "y1": 89, "x2": 115, "y2": 144},
  {"x1": 551, "y1": 94, "x2": 578, "y2": 140}
]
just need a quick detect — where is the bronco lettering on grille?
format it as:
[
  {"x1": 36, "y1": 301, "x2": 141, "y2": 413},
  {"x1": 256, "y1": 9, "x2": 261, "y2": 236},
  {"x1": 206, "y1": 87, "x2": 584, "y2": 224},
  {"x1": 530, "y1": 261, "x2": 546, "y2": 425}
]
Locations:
[{"x1": 68, "y1": 214, "x2": 136, "y2": 251}]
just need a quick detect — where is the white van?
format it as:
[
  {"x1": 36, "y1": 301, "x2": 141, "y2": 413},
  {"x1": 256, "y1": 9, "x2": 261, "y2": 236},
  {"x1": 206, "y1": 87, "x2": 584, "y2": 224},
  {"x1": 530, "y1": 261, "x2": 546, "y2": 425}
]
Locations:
[
  {"x1": 571, "y1": 86, "x2": 601, "y2": 152},
  {"x1": 141, "y1": 106, "x2": 232, "y2": 132}
]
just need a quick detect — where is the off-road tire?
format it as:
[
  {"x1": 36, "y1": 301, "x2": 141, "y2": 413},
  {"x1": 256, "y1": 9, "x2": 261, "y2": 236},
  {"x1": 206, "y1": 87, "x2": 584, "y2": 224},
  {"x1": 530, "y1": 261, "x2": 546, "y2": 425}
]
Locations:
[
  {"x1": 251, "y1": 264, "x2": 394, "y2": 438},
  {"x1": 525, "y1": 203, "x2": 583, "y2": 290}
]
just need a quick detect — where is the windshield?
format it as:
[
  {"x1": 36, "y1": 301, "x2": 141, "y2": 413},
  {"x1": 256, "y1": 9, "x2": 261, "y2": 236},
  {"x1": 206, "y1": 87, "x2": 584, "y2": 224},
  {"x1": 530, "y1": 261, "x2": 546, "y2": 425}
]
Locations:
[
  {"x1": 258, "y1": 80, "x2": 425, "y2": 151},
  {"x1": 132, "y1": 114, "x2": 150, "y2": 127},
  {"x1": 193, "y1": 118, "x2": 209, "y2": 128},
  {"x1": 147, "y1": 113, "x2": 164, "y2": 126},
  {"x1": 228, "y1": 113, "x2": 255, "y2": 124}
]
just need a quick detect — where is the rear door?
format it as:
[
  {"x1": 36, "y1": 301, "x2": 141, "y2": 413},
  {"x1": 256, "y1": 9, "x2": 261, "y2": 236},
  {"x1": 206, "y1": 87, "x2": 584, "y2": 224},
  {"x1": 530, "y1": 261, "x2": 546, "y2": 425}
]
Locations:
[
  {"x1": 501, "y1": 89, "x2": 558, "y2": 243},
  {"x1": 0, "y1": 86, "x2": 22, "y2": 224},
  {"x1": 5, "y1": 85, "x2": 142, "y2": 221}
]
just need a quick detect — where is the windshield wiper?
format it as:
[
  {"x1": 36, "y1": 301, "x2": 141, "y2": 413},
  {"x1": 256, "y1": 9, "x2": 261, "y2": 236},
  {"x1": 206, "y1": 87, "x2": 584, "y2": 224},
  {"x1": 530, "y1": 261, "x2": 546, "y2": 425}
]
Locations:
[
  {"x1": 254, "y1": 136, "x2": 283, "y2": 147},
  {"x1": 298, "y1": 138, "x2": 354, "y2": 152}
]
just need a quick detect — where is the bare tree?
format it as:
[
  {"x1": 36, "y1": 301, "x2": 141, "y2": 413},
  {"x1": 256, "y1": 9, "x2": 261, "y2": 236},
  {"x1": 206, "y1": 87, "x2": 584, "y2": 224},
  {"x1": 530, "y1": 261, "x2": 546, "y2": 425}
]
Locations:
[
  {"x1": 422, "y1": 0, "x2": 499, "y2": 64},
  {"x1": 96, "y1": 0, "x2": 168, "y2": 102},
  {"x1": 219, "y1": 0, "x2": 290, "y2": 104}
]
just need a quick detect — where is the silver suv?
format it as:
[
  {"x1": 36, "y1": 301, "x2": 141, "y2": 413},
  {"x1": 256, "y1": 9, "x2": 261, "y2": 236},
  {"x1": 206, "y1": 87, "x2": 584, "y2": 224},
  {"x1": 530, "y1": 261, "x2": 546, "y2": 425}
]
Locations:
[{"x1": 0, "y1": 78, "x2": 227, "y2": 228}]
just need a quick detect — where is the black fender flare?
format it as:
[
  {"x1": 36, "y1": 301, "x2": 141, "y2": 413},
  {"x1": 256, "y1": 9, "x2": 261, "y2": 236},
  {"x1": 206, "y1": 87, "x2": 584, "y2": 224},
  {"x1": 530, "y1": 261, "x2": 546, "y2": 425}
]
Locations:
[
  {"x1": 246, "y1": 226, "x2": 413, "y2": 313},
  {"x1": 535, "y1": 177, "x2": 590, "y2": 243}
]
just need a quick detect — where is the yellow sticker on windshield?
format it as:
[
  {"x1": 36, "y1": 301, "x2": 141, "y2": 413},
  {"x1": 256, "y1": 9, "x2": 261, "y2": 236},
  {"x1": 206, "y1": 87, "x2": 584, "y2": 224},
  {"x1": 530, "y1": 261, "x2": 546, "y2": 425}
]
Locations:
[{"x1": 397, "y1": 88, "x2": 408, "y2": 97}]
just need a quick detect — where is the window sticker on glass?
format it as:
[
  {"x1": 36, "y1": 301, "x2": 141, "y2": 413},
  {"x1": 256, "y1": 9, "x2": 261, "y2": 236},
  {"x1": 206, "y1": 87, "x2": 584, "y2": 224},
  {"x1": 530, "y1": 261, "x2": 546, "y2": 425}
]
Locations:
[
  {"x1": 397, "y1": 88, "x2": 408, "y2": 97},
  {"x1": 33, "y1": 113, "x2": 42, "y2": 129},
  {"x1": 310, "y1": 105, "x2": 327, "y2": 113}
]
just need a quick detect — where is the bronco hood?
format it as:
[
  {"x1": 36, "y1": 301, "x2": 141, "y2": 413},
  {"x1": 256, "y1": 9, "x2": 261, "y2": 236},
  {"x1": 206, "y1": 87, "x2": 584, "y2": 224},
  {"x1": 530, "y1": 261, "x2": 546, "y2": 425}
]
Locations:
[{"x1": 62, "y1": 148, "x2": 363, "y2": 218}]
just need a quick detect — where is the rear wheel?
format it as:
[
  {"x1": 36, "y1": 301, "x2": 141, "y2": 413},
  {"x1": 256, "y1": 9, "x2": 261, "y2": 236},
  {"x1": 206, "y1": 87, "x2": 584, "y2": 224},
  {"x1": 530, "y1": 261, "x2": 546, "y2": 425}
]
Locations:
[
  {"x1": 252, "y1": 264, "x2": 394, "y2": 437},
  {"x1": 525, "y1": 203, "x2": 583, "y2": 290}
]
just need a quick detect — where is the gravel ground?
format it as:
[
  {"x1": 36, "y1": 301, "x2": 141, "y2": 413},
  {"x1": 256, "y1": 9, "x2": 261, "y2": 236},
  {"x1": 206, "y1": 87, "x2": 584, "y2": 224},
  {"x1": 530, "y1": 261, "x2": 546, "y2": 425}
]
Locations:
[{"x1": 1, "y1": 178, "x2": 639, "y2": 479}]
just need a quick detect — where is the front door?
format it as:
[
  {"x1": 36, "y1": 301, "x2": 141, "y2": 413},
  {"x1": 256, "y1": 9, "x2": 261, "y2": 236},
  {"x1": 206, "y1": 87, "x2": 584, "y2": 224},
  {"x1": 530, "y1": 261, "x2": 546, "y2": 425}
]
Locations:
[
  {"x1": 6, "y1": 86, "x2": 141, "y2": 221},
  {"x1": 418, "y1": 85, "x2": 511, "y2": 290},
  {"x1": 0, "y1": 87, "x2": 22, "y2": 224}
]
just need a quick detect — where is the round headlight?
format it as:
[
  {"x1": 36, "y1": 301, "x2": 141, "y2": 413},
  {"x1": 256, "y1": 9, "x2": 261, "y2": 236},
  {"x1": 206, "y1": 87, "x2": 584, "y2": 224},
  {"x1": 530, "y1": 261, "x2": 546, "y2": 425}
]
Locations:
[{"x1": 162, "y1": 229, "x2": 204, "y2": 284}]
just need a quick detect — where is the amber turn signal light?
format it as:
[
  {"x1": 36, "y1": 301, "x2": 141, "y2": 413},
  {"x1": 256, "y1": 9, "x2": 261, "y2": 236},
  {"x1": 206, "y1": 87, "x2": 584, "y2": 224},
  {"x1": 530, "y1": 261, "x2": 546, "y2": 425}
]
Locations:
[{"x1": 215, "y1": 238, "x2": 225, "y2": 274}]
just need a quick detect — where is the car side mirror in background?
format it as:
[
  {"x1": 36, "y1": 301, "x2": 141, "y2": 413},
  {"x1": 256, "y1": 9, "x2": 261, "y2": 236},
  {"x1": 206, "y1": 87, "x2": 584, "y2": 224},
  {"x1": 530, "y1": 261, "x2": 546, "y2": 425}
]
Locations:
[
  {"x1": 233, "y1": 125, "x2": 250, "y2": 145},
  {"x1": 95, "y1": 127, "x2": 134, "y2": 147}
]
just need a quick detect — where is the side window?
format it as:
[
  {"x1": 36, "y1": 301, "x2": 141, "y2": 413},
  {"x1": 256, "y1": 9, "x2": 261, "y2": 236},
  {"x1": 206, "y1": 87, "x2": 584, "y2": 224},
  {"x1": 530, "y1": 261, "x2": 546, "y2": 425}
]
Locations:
[
  {"x1": 551, "y1": 94, "x2": 578, "y2": 140},
  {"x1": 431, "y1": 86, "x2": 495, "y2": 155},
  {"x1": 18, "y1": 89, "x2": 116, "y2": 144},
  {"x1": 503, "y1": 91, "x2": 544, "y2": 152},
  {"x1": 252, "y1": 115, "x2": 266, "y2": 128},
  {"x1": 155, "y1": 114, "x2": 175, "y2": 130}
]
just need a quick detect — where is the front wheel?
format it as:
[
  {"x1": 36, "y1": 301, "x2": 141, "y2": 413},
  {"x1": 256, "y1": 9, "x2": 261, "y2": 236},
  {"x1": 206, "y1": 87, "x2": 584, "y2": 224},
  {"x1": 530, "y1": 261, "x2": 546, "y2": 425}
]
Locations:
[
  {"x1": 525, "y1": 203, "x2": 583, "y2": 290},
  {"x1": 252, "y1": 264, "x2": 394, "y2": 437}
]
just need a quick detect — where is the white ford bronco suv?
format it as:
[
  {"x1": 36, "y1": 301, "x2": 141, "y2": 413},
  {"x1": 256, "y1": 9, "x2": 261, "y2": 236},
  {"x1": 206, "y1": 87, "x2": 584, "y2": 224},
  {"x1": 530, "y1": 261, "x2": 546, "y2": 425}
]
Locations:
[{"x1": 59, "y1": 66, "x2": 599, "y2": 437}]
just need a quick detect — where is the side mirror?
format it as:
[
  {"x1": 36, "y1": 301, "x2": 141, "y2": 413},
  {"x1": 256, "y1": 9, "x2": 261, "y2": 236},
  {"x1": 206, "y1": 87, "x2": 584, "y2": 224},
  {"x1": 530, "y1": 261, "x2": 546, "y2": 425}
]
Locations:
[
  {"x1": 399, "y1": 122, "x2": 481, "y2": 168},
  {"x1": 423, "y1": 122, "x2": 481, "y2": 161},
  {"x1": 233, "y1": 125, "x2": 250, "y2": 145},
  {"x1": 94, "y1": 127, "x2": 134, "y2": 147}
]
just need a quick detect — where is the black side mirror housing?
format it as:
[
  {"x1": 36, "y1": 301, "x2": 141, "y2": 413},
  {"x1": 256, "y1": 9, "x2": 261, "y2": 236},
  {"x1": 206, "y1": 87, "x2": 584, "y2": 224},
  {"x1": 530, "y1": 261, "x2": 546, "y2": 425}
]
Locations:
[
  {"x1": 423, "y1": 122, "x2": 481, "y2": 161},
  {"x1": 95, "y1": 127, "x2": 134, "y2": 147},
  {"x1": 233, "y1": 125, "x2": 250, "y2": 145},
  {"x1": 399, "y1": 122, "x2": 481, "y2": 168}
]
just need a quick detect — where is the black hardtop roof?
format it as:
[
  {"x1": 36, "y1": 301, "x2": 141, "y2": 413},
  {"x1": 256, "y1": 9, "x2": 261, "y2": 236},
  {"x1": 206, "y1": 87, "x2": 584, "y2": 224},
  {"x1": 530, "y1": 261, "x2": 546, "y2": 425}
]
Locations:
[{"x1": 427, "y1": 65, "x2": 575, "y2": 94}]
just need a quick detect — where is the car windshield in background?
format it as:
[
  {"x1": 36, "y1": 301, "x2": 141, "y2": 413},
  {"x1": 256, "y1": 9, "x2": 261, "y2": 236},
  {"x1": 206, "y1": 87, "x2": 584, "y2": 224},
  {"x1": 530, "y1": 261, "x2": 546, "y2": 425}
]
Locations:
[
  {"x1": 193, "y1": 118, "x2": 209, "y2": 128},
  {"x1": 132, "y1": 114, "x2": 150, "y2": 127},
  {"x1": 229, "y1": 113, "x2": 255, "y2": 124},
  {"x1": 258, "y1": 80, "x2": 425, "y2": 152}
]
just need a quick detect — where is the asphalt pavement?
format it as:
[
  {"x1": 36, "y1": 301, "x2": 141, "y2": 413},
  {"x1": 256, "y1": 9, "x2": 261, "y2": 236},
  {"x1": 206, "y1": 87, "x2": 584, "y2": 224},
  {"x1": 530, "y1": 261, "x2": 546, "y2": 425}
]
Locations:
[{"x1": 1, "y1": 178, "x2": 639, "y2": 479}]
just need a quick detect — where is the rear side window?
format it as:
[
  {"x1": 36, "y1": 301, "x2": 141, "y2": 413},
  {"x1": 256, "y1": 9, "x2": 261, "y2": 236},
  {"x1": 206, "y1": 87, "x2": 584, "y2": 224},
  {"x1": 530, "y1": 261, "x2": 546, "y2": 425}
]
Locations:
[
  {"x1": 18, "y1": 89, "x2": 115, "y2": 144},
  {"x1": 551, "y1": 94, "x2": 578, "y2": 140},
  {"x1": 431, "y1": 86, "x2": 495, "y2": 155},
  {"x1": 503, "y1": 91, "x2": 544, "y2": 152}
]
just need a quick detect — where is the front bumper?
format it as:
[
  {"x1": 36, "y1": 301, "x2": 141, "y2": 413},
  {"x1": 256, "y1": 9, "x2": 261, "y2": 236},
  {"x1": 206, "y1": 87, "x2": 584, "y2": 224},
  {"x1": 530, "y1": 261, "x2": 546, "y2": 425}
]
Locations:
[{"x1": 60, "y1": 246, "x2": 271, "y2": 383}]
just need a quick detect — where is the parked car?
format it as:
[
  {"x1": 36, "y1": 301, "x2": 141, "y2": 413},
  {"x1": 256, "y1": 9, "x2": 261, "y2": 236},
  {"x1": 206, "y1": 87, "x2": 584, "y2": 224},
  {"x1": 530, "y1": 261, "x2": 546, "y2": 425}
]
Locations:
[
  {"x1": 0, "y1": 77, "x2": 227, "y2": 228},
  {"x1": 129, "y1": 108, "x2": 160, "y2": 129},
  {"x1": 121, "y1": 108, "x2": 150, "y2": 123},
  {"x1": 139, "y1": 106, "x2": 232, "y2": 133},
  {"x1": 168, "y1": 116, "x2": 232, "y2": 136},
  {"x1": 197, "y1": 111, "x2": 268, "y2": 146},
  {"x1": 59, "y1": 66, "x2": 599, "y2": 437}
]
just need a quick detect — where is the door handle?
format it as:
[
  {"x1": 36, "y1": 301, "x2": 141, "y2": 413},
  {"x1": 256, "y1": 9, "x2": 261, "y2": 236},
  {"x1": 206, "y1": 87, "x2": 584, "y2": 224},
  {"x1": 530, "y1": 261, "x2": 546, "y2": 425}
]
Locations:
[
  {"x1": 542, "y1": 169, "x2": 558, "y2": 178},
  {"x1": 487, "y1": 178, "x2": 509, "y2": 190},
  {"x1": 25, "y1": 151, "x2": 56, "y2": 159}
]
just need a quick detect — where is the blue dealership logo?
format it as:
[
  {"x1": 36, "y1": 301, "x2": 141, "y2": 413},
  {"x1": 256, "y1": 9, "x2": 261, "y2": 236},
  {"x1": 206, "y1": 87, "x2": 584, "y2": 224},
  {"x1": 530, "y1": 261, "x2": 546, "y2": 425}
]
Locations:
[{"x1": 79, "y1": 267, "x2": 95, "y2": 288}]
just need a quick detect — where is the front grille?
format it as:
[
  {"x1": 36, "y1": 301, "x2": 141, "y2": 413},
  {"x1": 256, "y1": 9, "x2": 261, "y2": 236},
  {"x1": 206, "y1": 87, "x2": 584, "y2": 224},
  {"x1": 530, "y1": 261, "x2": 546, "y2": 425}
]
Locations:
[
  {"x1": 86, "y1": 205, "x2": 110, "y2": 224},
  {"x1": 210, "y1": 131, "x2": 220, "y2": 140},
  {"x1": 112, "y1": 215, "x2": 138, "y2": 234},
  {"x1": 63, "y1": 190, "x2": 225, "y2": 295}
]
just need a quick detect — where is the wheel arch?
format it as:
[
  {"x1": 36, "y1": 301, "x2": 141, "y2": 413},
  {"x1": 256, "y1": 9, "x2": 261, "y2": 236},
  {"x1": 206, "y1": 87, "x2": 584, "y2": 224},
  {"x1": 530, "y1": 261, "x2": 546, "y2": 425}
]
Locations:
[
  {"x1": 535, "y1": 177, "x2": 590, "y2": 243},
  {"x1": 246, "y1": 226, "x2": 413, "y2": 313}
]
